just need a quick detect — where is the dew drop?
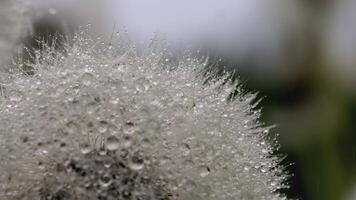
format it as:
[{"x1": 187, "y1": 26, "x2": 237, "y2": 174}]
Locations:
[
  {"x1": 174, "y1": 91, "x2": 184, "y2": 101},
  {"x1": 106, "y1": 136, "x2": 119, "y2": 151},
  {"x1": 103, "y1": 160, "x2": 112, "y2": 168},
  {"x1": 8, "y1": 90, "x2": 23, "y2": 102},
  {"x1": 135, "y1": 78, "x2": 150, "y2": 92},
  {"x1": 260, "y1": 168, "x2": 268, "y2": 173},
  {"x1": 100, "y1": 174, "x2": 112, "y2": 188},
  {"x1": 199, "y1": 166, "x2": 210, "y2": 177},
  {"x1": 65, "y1": 121, "x2": 79, "y2": 134},
  {"x1": 123, "y1": 122, "x2": 137, "y2": 135},
  {"x1": 141, "y1": 137, "x2": 152, "y2": 148},
  {"x1": 262, "y1": 149, "x2": 268, "y2": 154},
  {"x1": 81, "y1": 72, "x2": 94, "y2": 86},
  {"x1": 270, "y1": 181, "x2": 277, "y2": 187},
  {"x1": 80, "y1": 143, "x2": 92, "y2": 155},
  {"x1": 37, "y1": 161, "x2": 45, "y2": 170},
  {"x1": 86, "y1": 102, "x2": 98, "y2": 115},
  {"x1": 98, "y1": 121, "x2": 108, "y2": 133},
  {"x1": 123, "y1": 134, "x2": 132, "y2": 148},
  {"x1": 98, "y1": 146, "x2": 107, "y2": 156},
  {"x1": 129, "y1": 152, "x2": 144, "y2": 171}
]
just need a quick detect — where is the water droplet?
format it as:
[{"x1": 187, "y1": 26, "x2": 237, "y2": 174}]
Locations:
[
  {"x1": 81, "y1": 72, "x2": 94, "y2": 86},
  {"x1": 37, "y1": 161, "x2": 45, "y2": 170},
  {"x1": 141, "y1": 137, "x2": 152, "y2": 148},
  {"x1": 123, "y1": 122, "x2": 137, "y2": 135},
  {"x1": 123, "y1": 134, "x2": 132, "y2": 148},
  {"x1": 98, "y1": 121, "x2": 108, "y2": 133},
  {"x1": 98, "y1": 146, "x2": 107, "y2": 156},
  {"x1": 174, "y1": 91, "x2": 184, "y2": 99},
  {"x1": 100, "y1": 174, "x2": 112, "y2": 187},
  {"x1": 270, "y1": 181, "x2": 277, "y2": 187},
  {"x1": 8, "y1": 90, "x2": 23, "y2": 102},
  {"x1": 86, "y1": 102, "x2": 98, "y2": 115},
  {"x1": 65, "y1": 121, "x2": 79, "y2": 134},
  {"x1": 129, "y1": 152, "x2": 144, "y2": 170},
  {"x1": 103, "y1": 159, "x2": 112, "y2": 168},
  {"x1": 260, "y1": 168, "x2": 268, "y2": 173},
  {"x1": 80, "y1": 143, "x2": 92, "y2": 155},
  {"x1": 106, "y1": 136, "x2": 119, "y2": 151},
  {"x1": 199, "y1": 166, "x2": 210, "y2": 177},
  {"x1": 135, "y1": 78, "x2": 150, "y2": 92}
]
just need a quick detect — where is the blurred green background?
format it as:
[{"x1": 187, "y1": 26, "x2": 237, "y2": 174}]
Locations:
[{"x1": 225, "y1": 1, "x2": 356, "y2": 199}]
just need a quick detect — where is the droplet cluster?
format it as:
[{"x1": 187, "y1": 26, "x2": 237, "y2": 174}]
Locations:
[{"x1": 0, "y1": 32, "x2": 288, "y2": 199}]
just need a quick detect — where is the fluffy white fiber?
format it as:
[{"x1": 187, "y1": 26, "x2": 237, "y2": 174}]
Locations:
[
  {"x1": 0, "y1": 1, "x2": 288, "y2": 199},
  {"x1": 0, "y1": 30, "x2": 288, "y2": 199}
]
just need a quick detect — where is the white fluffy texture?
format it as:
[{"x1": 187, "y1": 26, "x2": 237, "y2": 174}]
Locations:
[
  {"x1": 0, "y1": 0, "x2": 31, "y2": 69},
  {"x1": 0, "y1": 33, "x2": 287, "y2": 199}
]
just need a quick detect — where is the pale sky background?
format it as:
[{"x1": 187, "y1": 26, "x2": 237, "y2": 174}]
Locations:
[{"x1": 109, "y1": 0, "x2": 305, "y2": 82}]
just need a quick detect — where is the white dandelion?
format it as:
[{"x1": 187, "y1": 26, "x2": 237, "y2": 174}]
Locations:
[{"x1": 0, "y1": 30, "x2": 288, "y2": 200}]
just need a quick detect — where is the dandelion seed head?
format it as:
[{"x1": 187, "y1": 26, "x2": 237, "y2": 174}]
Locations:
[{"x1": 0, "y1": 32, "x2": 288, "y2": 199}]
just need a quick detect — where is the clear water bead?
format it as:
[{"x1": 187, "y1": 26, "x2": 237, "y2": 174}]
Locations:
[
  {"x1": 199, "y1": 166, "x2": 210, "y2": 177},
  {"x1": 8, "y1": 90, "x2": 23, "y2": 102},
  {"x1": 106, "y1": 136, "x2": 120, "y2": 151},
  {"x1": 99, "y1": 174, "x2": 112, "y2": 188},
  {"x1": 81, "y1": 72, "x2": 95, "y2": 86},
  {"x1": 80, "y1": 143, "x2": 92, "y2": 155},
  {"x1": 129, "y1": 152, "x2": 144, "y2": 171}
]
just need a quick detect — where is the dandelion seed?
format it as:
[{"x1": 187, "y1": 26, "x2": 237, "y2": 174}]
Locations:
[{"x1": 0, "y1": 32, "x2": 288, "y2": 199}]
